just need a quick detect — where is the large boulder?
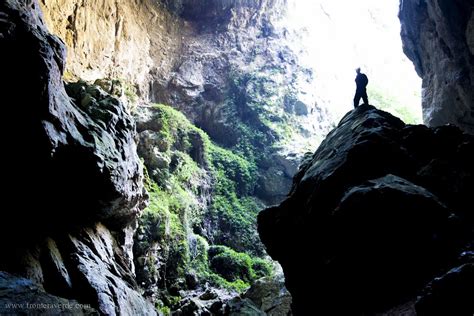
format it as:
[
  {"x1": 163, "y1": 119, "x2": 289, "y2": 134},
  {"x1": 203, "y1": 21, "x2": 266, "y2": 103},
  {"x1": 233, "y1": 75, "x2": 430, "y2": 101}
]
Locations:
[
  {"x1": 258, "y1": 105, "x2": 474, "y2": 314},
  {"x1": 399, "y1": 0, "x2": 474, "y2": 134},
  {"x1": 243, "y1": 276, "x2": 292, "y2": 315},
  {"x1": 416, "y1": 261, "x2": 474, "y2": 316}
]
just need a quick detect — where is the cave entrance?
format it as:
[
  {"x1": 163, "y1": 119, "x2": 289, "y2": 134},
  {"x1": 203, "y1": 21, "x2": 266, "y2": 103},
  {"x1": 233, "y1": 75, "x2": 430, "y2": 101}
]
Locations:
[{"x1": 284, "y1": 0, "x2": 422, "y2": 124}]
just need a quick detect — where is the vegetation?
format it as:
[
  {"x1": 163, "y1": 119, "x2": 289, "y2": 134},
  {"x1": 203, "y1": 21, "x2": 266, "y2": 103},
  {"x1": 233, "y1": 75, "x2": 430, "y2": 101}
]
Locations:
[
  {"x1": 208, "y1": 245, "x2": 273, "y2": 283},
  {"x1": 368, "y1": 85, "x2": 422, "y2": 124},
  {"x1": 228, "y1": 69, "x2": 318, "y2": 157},
  {"x1": 135, "y1": 103, "x2": 274, "y2": 299}
]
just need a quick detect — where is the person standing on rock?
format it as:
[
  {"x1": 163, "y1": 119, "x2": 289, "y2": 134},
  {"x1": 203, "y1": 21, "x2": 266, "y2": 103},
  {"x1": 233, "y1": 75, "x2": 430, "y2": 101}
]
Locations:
[{"x1": 354, "y1": 67, "x2": 369, "y2": 108}]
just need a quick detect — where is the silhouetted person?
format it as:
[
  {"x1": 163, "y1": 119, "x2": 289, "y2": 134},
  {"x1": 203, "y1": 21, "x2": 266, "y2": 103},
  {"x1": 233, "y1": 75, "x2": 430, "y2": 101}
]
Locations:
[{"x1": 354, "y1": 68, "x2": 369, "y2": 108}]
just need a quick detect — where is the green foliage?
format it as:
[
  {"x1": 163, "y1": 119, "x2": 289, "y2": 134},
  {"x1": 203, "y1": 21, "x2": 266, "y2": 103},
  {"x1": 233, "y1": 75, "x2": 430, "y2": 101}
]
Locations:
[
  {"x1": 368, "y1": 85, "x2": 422, "y2": 124},
  {"x1": 139, "y1": 176, "x2": 191, "y2": 282},
  {"x1": 137, "y1": 104, "x2": 273, "y2": 302},
  {"x1": 187, "y1": 240, "x2": 271, "y2": 293},
  {"x1": 209, "y1": 246, "x2": 254, "y2": 283},
  {"x1": 251, "y1": 257, "x2": 274, "y2": 279},
  {"x1": 147, "y1": 104, "x2": 264, "y2": 255},
  {"x1": 208, "y1": 145, "x2": 257, "y2": 196},
  {"x1": 228, "y1": 70, "x2": 306, "y2": 153},
  {"x1": 207, "y1": 246, "x2": 274, "y2": 286}
]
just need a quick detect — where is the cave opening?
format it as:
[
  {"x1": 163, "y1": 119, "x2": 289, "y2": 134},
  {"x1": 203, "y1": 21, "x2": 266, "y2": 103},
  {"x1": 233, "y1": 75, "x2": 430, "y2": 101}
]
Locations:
[{"x1": 284, "y1": 0, "x2": 422, "y2": 124}]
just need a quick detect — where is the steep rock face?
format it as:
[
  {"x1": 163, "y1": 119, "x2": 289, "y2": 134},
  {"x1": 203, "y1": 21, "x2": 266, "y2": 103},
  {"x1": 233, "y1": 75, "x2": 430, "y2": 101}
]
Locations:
[
  {"x1": 39, "y1": 0, "x2": 183, "y2": 101},
  {"x1": 132, "y1": 105, "x2": 278, "y2": 311},
  {"x1": 39, "y1": 0, "x2": 334, "y2": 204},
  {"x1": 0, "y1": 0, "x2": 153, "y2": 313},
  {"x1": 1, "y1": 0, "x2": 145, "y2": 236},
  {"x1": 153, "y1": 0, "x2": 330, "y2": 203},
  {"x1": 0, "y1": 272, "x2": 96, "y2": 314},
  {"x1": 400, "y1": 0, "x2": 474, "y2": 134},
  {"x1": 258, "y1": 105, "x2": 474, "y2": 315}
]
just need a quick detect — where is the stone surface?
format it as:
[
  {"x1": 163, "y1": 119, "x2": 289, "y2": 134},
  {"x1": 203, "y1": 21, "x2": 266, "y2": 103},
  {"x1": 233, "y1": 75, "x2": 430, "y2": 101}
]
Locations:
[
  {"x1": 0, "y1": 1, "x2": 154, "y2": 314},
  {"x1": 39, "y1": 0, "x2": 183, "y2": 101},
  {"x1": 1, "y1": 0, "x2": 146, "y2": 239},
  {"x1": 259, "y1": 105, "x2": 474, "y2": 314},
  {"x1": 243, "y1": 276, "x2": 292, "y2": 316},
  {"x1": 416, "y1": 262, "x2": 474, "y2": 316},
  {"x1": 1, "y1": 224, "x2": 157, "y2": 316},
  {"x1": 60, "y1": 224, "x2": 156, "y2": 316},
  {"x1": 39, "y1": 0, "x2": 335, "y2": 204},
  {"x1": 0, "y1": 272, "x2": 97, "y2": 315},
  {"x1": 400, "y1": 0, "x2": 474, "y2": 134}
]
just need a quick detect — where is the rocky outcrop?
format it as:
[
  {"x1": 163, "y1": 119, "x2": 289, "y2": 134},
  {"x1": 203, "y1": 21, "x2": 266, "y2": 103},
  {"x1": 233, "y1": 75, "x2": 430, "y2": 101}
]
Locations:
[
  {"x1": 132, "y1": 104, "x2": 279, "y2": 310},
  {"x1": 39, "y1": 0, "x2": 334, "y2": 204},
  {"x1": 154, "y1": 0, "x2": 331, "y2": 203},
  {"x1": 170, "y1": 276, "x2": 291, "y2": 315},
  {"x1": 241, "y1": 276, "x2": 292, "y2": 315},
  {"x1": 1, "y1": 0, "x2": 146, "y2": 236},
  {"x1": 0, "y1": 0, "x2": 153, "y2": 313},
  {"x1": 39, "y1": 0, "x2": 183, "y2": 101},
  {"x1": 416, "y1": 261, "x2": 474, "y2": 316},
  {"x1": 400, "y1": 0, "x2": 474, "y2": 134},
  {"x1": 258, "y1": 105, "x2": 474, "y2": 315},
  {"x1": 0, "y1": 271, "x2": 97, "y2": 315}
]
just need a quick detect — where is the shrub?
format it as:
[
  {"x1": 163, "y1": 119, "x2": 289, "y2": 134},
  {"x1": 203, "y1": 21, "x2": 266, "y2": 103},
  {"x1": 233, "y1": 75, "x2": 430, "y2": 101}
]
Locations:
[{"x1": 208, "y1": 245, "x2": 273, "y2": 284}]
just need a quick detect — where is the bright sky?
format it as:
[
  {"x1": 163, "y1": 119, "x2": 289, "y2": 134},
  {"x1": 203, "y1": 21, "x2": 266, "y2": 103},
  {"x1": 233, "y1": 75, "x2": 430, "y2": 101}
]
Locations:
[{"x1": 282, "y1": 0, "x2": 422, "y2": 121}]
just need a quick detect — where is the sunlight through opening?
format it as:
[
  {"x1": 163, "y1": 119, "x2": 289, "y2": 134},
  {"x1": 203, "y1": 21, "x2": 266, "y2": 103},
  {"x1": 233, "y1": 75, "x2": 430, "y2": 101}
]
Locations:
[{"x1": 282, "y1": 0, "x2": 422, "y2": 124}]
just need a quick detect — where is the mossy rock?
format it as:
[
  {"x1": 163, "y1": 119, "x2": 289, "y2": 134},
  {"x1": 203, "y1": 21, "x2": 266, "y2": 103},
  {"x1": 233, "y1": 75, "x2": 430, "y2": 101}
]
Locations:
[{"x1": 209, "y1": 246, "x2": 255, "y2": 283}]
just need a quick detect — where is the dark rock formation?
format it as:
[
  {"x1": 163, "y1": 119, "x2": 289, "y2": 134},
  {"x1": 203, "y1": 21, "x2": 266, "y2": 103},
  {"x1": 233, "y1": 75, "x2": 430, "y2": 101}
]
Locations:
[
  {"x1": 1, "y1": 0, "x2": 145, "y2": 238},
  {"x1": 0, "y1": 271, "x2": 97, "y2": 315},
  {"x1": 416, "y1": 261, "x2": 474, "y2": 316},
  {"x1": 259, "y1": 105, "x2": 474, "y2": 315},
  {"x1": 0, "y1": 0, "x2": 153, "y2": 314},
  {"x1": 400, "y1": 0, "x2": 474, "y2": 134}
]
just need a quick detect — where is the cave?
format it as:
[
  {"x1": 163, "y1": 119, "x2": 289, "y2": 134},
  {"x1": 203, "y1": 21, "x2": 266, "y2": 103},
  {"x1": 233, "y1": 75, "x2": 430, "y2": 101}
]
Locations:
[{"x1": 0, "y1": 0, "x2": 473, "y2": 315}]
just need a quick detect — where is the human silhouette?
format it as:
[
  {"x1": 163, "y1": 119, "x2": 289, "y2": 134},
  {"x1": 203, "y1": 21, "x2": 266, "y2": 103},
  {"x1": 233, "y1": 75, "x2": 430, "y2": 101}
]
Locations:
[{"x1": 354, "y1": 68, "x2": 369, "y2": 108}]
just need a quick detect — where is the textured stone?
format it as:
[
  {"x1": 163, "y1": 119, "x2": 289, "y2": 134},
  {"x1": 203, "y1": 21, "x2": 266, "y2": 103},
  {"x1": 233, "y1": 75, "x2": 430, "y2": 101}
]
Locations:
[
  {"x1": 243, "y1": 276, "x2": 292, "y2": 316},
  {"x1": 416, "y1": 262, "x2": 474, "y2": 316},
  {"x1": 39, "y1": 0, "x2": 335, "y2": 204},
  {"x1": 0, "y1": 0, "x2": 146, "y2": 240},
  {"x1": 39, "y1": 0, "x2": 183, "y2": 101},
  {"x1": 259, "y1": 105, "x2": 473, "y2": 314},
  {"x1": 0, "y1": 1, "x2": 153, "y2": 314},
  {"x1": 59, "y1": 224, "x2": 156, "y2": 316},
  {"x1": 0, "y1": 271, "x2": 97, "y2": 315},
  {"x1": 400, "y1": 0, "x2": 474, "y2": 134}
]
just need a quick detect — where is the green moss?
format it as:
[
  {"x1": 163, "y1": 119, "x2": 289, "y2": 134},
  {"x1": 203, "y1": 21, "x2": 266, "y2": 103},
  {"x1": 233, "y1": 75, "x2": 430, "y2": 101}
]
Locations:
[
  {"x1": 158, "y1": 306, "x2": 171, "y2": 316},
  {"x1": 206, "y1": 245, "x2": 274, "y2": 289},
  {"x1": 145, "y1": 104, "x2": 264, "y2": 255},
  {"x1": 137, "y1": 104, "x2": 276, "y2": 306},
  {"x1": 208, "y1": 245, "x2": 255, "y2": 282},
  {"x1": 139, "y1": 176, "x2": 191, "y2": 283},
  {"x1": 251, "y1": 257, "x2": 274, "y2": 279}
]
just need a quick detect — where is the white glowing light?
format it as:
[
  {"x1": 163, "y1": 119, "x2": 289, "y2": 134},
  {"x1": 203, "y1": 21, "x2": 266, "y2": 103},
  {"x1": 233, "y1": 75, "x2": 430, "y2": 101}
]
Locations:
[{"x1": 282, "y1": 0, "x2": 422, "y2": 122}]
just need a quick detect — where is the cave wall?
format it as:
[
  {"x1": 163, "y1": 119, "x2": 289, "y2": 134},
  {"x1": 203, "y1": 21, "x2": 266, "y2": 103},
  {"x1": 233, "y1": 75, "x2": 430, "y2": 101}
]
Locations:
[
  {"x1": 39, "y1": 0, "x2": 184, "y2": 101},
  {"x1": 400, "y1": 0, "x2": 474, "y2": 134},
  {"x1": 39, "y1": 0, "x2": 334, "y2": 205},
  {"x1": 0, "y1": 0, "x2": 154, "y2": 313}
]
